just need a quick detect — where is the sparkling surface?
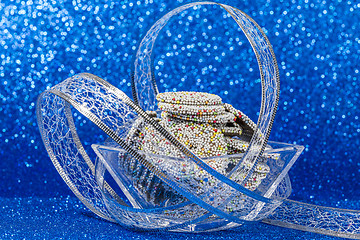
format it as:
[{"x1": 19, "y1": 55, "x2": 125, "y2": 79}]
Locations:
[
  {"x1": 0, "y1": 0, "x2": 359, "y2": 238},
  {"x1": 0, "y1": 197, "x2": 344, "y2": 239}
]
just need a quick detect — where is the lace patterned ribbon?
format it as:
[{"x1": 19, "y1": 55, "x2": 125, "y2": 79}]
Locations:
[{"x1": 37, "y1": 2, "x2": 360, "y2": 238}]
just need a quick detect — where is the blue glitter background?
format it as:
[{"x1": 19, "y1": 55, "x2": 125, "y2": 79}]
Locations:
[{"x1": 1, "y1": 0, "x2": 359, "y2": 239}]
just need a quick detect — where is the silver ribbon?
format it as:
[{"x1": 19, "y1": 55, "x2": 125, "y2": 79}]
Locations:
[{"x1": 37, "y1": 2, "x2": 360, "y2": 238}]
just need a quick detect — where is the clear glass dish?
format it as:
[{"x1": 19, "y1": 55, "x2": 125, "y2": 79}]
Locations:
[{"x1": 93, "y1": 140, "x2": 304, "y2": 232}]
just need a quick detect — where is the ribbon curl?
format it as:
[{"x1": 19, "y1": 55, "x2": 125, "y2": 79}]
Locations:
[{"x1": 37, "y1": 2, "x2": 360, "y2": 238}]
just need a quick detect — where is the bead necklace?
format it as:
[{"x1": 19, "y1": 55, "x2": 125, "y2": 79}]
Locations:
[
  {"x1": 157, "y1": 91, "x2": 222, "y2": 106},
  {"x1": 125, "y1": 91, "x2": 270, "y2": 206}
]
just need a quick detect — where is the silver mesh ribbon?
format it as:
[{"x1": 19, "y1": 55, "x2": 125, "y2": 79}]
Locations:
[{"x1": 37, "y1": 2, "x2": 360, "y2": 238}]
